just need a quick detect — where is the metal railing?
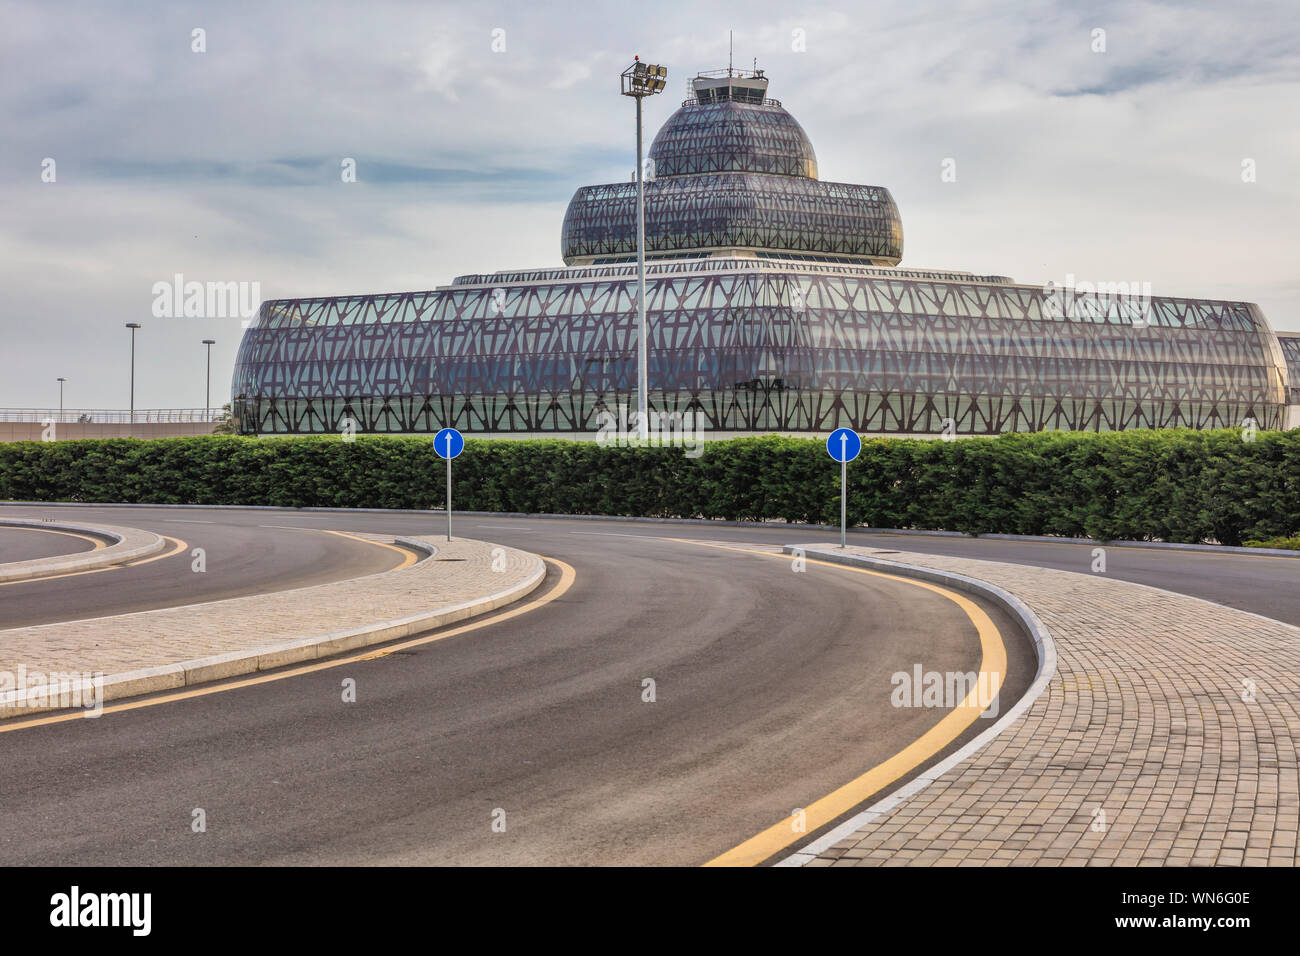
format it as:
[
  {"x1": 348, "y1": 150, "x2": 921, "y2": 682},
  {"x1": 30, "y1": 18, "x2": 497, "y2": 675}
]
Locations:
[
  {"x1": 680, "y1": 96, "x2": 781, "y2": 108},
  {"x1": 0, "y1": 408, "x2": 223, "y2": 424}
]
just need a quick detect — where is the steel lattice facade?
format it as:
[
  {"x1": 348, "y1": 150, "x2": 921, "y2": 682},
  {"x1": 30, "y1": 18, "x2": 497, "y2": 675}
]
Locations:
[
  {"x1": 646, "y1": 100, "x2": 818, "y2": 178},
  {"x1": 1279, "y1": 336, "x2": 1300, "y2": 405},
  {"x1": 561, "y1": 94, "x2": 902, "y2": 266},
  {"x1": 561, "y1": 175, "x2": 903, "y2": 265},
  {"x1": 232, "y1": 258, "x2": 1288, "y2": 434},
  {"x1": 231, "y1": 69, "x2": 1294, "y2": 437}
]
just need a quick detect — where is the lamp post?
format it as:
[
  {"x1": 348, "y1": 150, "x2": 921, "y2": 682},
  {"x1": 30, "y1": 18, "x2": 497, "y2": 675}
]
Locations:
[
  {"x1": 125, "y1": 322, "x2": 141, "y2": 431},
  {"x1": 620, "y1": 57, "x2": 667, "y2": 441},
  {"x1": 57, "y1": 377, "x2": 67, "y2": 420},
  {"x1": 202, "y1": 339, "x2": 216, "y2": 418}
]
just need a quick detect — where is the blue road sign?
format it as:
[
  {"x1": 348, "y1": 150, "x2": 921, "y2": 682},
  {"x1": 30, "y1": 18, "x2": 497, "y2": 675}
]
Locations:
[
  {"x1": 826, "y1": 428, "x2": 861, "y2": 463},
  {"x1": 434, "y1": 427, "x2": 464, "y2": 460}
]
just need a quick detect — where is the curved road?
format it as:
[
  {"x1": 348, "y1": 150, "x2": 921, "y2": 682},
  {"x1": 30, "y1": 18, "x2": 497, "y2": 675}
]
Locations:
[
  {"x1": 0, "y1": 517, "x2": 412, "y2": 627},
  {"x1": 0, "y1": 526, "x2": 100, "y2": 564},
  {"x1": 0, "y1": 504, "x2": 1296, "y2": 865}
]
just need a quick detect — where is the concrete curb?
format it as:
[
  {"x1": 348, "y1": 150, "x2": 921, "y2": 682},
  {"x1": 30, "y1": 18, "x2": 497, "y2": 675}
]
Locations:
[
  {"x1": 772, "y1": 544, "x2": 1058, "y2": 867},
  {"x1": 0, "y1": 518, "x2": 166, "y2": 583},
  {"x1": 2, "y1": 500, "x2": 1295, "y2": 558},
  {"x1": 0, "y1": 540, "x2": 546, "y2": 720}
]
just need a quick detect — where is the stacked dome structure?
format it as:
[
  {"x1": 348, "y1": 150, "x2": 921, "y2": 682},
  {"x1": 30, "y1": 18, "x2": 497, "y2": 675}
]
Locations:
[
  {"x1": 561, "y1": 72, "x2": 902, "y2": 266},
  {"x1": 231, "y1": 68, "x2": 1295, "y2": 436}
]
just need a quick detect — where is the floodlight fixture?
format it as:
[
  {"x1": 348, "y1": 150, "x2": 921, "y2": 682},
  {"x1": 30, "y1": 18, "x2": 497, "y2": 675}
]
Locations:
[{"x1": 618, "y1": 57, "x2": 669, "y2": 440}]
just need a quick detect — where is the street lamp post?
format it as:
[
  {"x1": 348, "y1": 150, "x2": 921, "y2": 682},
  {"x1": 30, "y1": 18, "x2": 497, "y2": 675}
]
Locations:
[
  {"x1": 125, "y1": 322, "x2": 141, "y2": 432},
  {"x1": 202, "y1": 339, "x2": 216, "y2": 418},
  {"x1": 620, "y1": 57, "x2": 667, "y2": 441},
  {"x1": 57, "y1": 377, "x2": 67, "y2": 420}
]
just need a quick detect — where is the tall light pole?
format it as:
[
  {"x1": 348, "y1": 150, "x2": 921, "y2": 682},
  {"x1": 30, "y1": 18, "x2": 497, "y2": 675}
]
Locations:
[
  {"x1": 57, "y1": 377, "x2": 67, "y2": 419},
  {"x1": 621, "y1": 57, "x2": 667, "y2": 441},
  {"x1": 202, "y1": 339, "x2": 216, "y2": 417},
  {"x1": 125, "y1": 322, "x2": 141, "y2": 430}
]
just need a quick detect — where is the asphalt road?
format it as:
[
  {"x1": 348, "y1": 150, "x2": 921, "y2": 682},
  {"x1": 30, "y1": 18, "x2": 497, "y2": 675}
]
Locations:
[
  {"x1": 462, "y1": 516, "x2": 1300, "y2": 626},
  {"x1": 0, "y1": 526, "x2": 98, "y2": 564},
  {"x1": 0, "y1": 505, "x2": 1296, "y2": 865}
]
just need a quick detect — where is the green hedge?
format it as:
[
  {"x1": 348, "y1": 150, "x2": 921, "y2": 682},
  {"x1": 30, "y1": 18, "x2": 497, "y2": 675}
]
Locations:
[
  {"x1": 1245, "y1": 536, "x2": 1300, "y2": 551},
  {"x1": 1, "y1": 430, "x2": 1296, "y2": 545}
]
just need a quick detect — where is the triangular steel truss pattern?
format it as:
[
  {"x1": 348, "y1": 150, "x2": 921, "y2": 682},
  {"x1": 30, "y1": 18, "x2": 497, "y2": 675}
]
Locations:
[
  {"x1": 232, "y1": 266, "x2": 1289, "y2": 436},
  {"x1": 1278, "y1": 335, "x2": 1300, "y2": 405}
]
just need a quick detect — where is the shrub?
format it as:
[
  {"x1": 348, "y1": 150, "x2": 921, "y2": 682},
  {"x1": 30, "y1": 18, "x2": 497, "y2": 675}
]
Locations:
[
  {"x1": 1244, "y1": 536, "x2": 1300, "y2": 551},
  {"x1": 1, "y1": 428, "x2": 1295, "y2": 544}
]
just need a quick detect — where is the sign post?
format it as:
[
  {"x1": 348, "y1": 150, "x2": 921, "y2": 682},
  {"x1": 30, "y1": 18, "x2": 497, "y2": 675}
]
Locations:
[
  {"x1": 825, "y1": 428, "x2": 861, "y2": 548},
  {"x1": 434, "y1": 427, "x2": 465, "y2": 542}
]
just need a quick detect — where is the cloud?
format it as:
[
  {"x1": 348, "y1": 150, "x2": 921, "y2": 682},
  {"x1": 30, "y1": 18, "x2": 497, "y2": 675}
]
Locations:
[{"x1": 0, "y1": 0, "x2": 1297, "y2": 409}]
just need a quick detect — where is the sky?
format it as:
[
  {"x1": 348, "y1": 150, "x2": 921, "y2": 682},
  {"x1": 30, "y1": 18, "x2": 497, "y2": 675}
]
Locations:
[{"x1": 1, "y1": 0, "x2": 1297, "y2": 410}]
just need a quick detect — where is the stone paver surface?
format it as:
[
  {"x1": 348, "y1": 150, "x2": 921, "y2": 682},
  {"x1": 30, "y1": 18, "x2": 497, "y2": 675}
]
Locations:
[{"x1": 797, "y1": 544, "x2": 1300, "y2": 867}]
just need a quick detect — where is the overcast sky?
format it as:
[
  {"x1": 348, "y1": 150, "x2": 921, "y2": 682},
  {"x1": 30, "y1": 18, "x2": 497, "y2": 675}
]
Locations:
[{"x1": 1, "y1": 0, "x2": 1297, "y2": 409}]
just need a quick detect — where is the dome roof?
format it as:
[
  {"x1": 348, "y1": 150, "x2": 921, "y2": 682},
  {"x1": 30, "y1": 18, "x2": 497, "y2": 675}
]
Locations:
[
  {"x1": 559, "y1": 70, "x2": 901, "y2": 266},
  {"x1": 648, "y1": 101, "x2": 818, "y2": 179}
]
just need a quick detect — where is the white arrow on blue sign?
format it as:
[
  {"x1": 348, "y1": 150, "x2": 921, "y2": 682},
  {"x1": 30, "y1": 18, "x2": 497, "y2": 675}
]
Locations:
[
  {"x1": 826, "y1": 428, "x2": 861, "y2": 463},
  {"x1": 434, "y1": 427, "x2": 464, "y2": 460}
]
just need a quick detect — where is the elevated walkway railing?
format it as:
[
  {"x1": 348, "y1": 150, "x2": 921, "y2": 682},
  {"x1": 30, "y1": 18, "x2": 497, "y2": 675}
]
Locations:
[{"x1": 0, "y1": 408, "x2": 222, "y2": 424}]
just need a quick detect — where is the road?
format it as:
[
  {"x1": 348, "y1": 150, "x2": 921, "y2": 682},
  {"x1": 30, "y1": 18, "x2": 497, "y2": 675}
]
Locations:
[{"x1": 0, "y1": 505, "x2": 1296, "y2": 865}]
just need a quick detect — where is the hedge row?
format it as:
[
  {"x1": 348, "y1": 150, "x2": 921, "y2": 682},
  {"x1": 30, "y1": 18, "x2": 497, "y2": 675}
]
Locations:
[
  {"x1": 1245, "y1": 536, "x2": 1300, "y2": 550},
  {"x1": 0, "y1": 430, "x2": 1296, "y2": 545}
]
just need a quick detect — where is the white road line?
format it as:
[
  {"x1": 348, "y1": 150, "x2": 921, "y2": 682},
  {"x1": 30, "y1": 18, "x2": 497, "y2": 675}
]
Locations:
[
  {"x1": 260, "y1": 514, "x2": 343, "y2": 519},
  {"x1": 568, "y1": 531, "x2": 661, "y2": 538},
  {"x1": 160, "y1": 519, "x2": 214, "y2": 524}
]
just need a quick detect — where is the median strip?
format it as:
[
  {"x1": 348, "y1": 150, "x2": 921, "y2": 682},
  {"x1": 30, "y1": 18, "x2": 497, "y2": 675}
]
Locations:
[
  {"x1": 0, "y1": 535, "x2": 544, "y2": 720},
  {"x1": 0, "y1": 518, "x2": 165, "y2": 583}
]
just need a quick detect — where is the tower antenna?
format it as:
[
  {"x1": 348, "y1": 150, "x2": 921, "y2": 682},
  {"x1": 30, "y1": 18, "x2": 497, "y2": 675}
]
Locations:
[{"x1": 729, "y1": 31, "x2": 733, "y2": 75}]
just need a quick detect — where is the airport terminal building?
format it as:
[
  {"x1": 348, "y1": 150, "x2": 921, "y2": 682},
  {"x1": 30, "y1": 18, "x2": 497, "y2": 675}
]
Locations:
[{"x1": 231, "y1": 69, "x2": 1296, "y2": 436}]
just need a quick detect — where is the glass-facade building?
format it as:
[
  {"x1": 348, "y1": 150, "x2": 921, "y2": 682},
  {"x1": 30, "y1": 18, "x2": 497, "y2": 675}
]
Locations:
[
  {"x1": 1280, "y1": 335, "x2": 1300, "y2": 407},
  {"x1": 232, "y1": 70, "x2": 1295, "y2": 436}
]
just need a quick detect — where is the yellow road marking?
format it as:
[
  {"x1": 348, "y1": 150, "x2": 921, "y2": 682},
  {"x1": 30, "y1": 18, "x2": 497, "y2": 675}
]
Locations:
[
  {"x1": 0, "y1": 526, "x2": 418, "y2": 590},
  {"x1": 255, "y1": 526, "x2": 421, "y2": 569},
  {"x1": 871, "y1": 532, "x2": 1300, "y2": 561},
  {"x1": 1, "y1": 526, "x2": 107, "y2": 551},
  {"x1": 0, "y1": 536, "x2": 188, "y2": 587},
  {"x1": 667, "y1": 539, "x2": 1007, "y2": 868},
  {"x1": 122, "y1": 535, "x2": 189, "y2": 567},
  {"x1": 0, "y1": 557, "x2": 574, "y2": 734},
  {"x1": 315, "y1": 529, "x2": 420, "y2": 569}
]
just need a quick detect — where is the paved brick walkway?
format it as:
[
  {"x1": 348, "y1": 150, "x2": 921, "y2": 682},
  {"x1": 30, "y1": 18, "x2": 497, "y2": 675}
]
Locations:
[
  {"x1": 794, "y1": 544, "x2": 1300, "y2": 867},
  {"x1": 0, "y1": 535, "x2": 543, "y2": 716}
]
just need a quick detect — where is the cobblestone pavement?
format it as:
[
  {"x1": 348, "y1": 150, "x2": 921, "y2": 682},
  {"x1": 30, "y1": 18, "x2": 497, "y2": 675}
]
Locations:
[
  {"x1": 0, "y1": 536, "x2": 542, "y2": 715},
  {"x1": 795, "y1": 544, "x2": 1299, "y2": 867}
]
